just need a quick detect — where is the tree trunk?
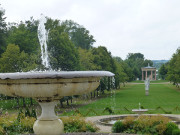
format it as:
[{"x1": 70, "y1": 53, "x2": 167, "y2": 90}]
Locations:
[
  {"x1": 66, "y1": 99, "x2": 69, "y2": 106},
  {"x1": 71, "y1": 98, "x2": 72, "y2": 104},
  {"x1": 22, "y1": 98, "x2": 26, "y2": 107},
  {"x1": 60, "y1": 100, "x2": 64, "y2": 108},
  {"x1": 16, "y1": 98, "x2": 20, "y2": 108},
  {"x1": 30, "y1": 98, "x2": 33, "y2": 106}
]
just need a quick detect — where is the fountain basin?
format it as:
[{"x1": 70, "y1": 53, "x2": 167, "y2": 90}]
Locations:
[
  {"x1": 98, "y1": 114, "x2": 180, "y2": 126},
  {"x1": 0, "y1": 71, "x2": 114, "y2": 135},
  {"x1": 0, "y1": 71, "x2": 114, "y2": 101}
]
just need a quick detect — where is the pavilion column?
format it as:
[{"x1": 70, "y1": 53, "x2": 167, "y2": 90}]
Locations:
[
  {"x1": 151, "y1": 70, "x2": 153, "y2": 80},
  {"x1": 146, "y1": 70, "x2": 147, "y2": 80},
  {"x1": 155, "y1": 70, "x2": 156, "y2": 80},
  {"x1": 142, "y1": 71, "x2": 144, "y2": 80}
]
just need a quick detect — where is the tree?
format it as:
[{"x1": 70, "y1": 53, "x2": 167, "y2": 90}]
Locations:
[
  {"x1": 46, "y1": 18, "x2": 80, "y2": 71},
  {"x1": 62, "y1": 20, "x2": 95, "y2": 50},
  {"x1": 126, "y1": 53, "x2": 144, "y2": 60},
  {"x1": 0, "y1": 44, "x2": 37, "y2": 72},
  {"x1": 167, "y1": 48, "x2": 180, "y2": 87},
  {"x1": 78, "y1": 48, "x2": 97, "y2": 70},
  {"x1": 0, "y1": 5, "x2": 7, "y2": 55},
  {"x1": 113, "y1": 57, "x2": 129, "y2": 88},
  {"x1": 7, "y1": 18, "x2": 39, "y2": 55},
  {"x1": 91, "y1": 46, "x2": 116, "y2": 72},
  {"x1": 159, "y1": 64, "x2": 168, "y2": 80},
  {"x1": 125, "y1": 53, "x2": 153, "y2": 80}
]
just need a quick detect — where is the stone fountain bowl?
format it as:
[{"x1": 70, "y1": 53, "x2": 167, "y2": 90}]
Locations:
[
  {"x1": 0, "y1": 71, "x2": 114, "y2": 101},
  {"x1": 0, "y1": 71, "x2": 114, "y2": 135}
]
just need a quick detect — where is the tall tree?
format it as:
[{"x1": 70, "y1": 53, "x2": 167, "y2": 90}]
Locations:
[
  {"x1": 0, "y1": 44, "x2": 37, "y2": 72},
  {"x1": 62, "y1": 20, "x2": 95, "y2": 50},
  {"x1": 0, "y1": 5, "x2": 7, "y2": 55},
  {"x1": 159, "y1": 64, "x2": 168, "y2": 80},
  {"x1": 78, "y1": 48, "x2": 97, "y2": 70},
  {"x1": 113, "y1": 57, "x2": 129, "y2": 88},
  {"x1": 7, "y1": 18, "x2": 39, "y2": 54},
  {"x1": 125, "y1": 53, "x2": 153, "y2": 80},
  {"x1": 46, "y1": 18, "x2": 80, "y2": 71},
  {"x1": 167, "y1": 48, "x2": 180, "y2": 87},
  {"x1": 91, "y1": 46, "x2": 116, "y2": 72}
]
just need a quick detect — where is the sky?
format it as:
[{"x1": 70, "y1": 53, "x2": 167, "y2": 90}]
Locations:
[{"x1": 1, "y1": 0, "x2": 180, "y2": 60}]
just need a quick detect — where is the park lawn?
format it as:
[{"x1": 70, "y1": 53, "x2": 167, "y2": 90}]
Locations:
[{"x1": 62, "y1": 83, "x2": 180, "y2": 116}]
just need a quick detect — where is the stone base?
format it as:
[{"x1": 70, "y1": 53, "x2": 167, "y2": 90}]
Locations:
[
  {"x1": 145, "y1": 90, "x2": 149, "y2": 96},
  {"x1": 33, "y1": 119, "x2": 64, "y2": 135}
]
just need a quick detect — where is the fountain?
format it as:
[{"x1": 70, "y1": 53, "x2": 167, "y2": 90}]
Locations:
[
  {"x1": 132, "y1": 102, "x2": 148, "y2": 115},
  {"x1": 0, "y1": 15, "x2": 114, "y2": 135}
]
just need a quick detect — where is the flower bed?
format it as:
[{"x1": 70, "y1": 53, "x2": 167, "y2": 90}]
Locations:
[{"x1": 112, "y1": 115, "x2": 180, "y2": 135}]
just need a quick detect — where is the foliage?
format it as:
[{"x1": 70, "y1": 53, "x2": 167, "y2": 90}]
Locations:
[
  {"x1": 112, "y1": 120, "x2": 124, "y2": 133},
  {"x1": 112, "y1": 115, "x2": 179, "y2": 135},
  {"x1": 159, "y1": 63, "x2": 168, "y2": 80},
  {"x1": 172, "y1": 129, "x2": 180, "y2": 135},
  {"x1": 113, "y1": 57, "x2": 129, "y2": 88},
  {"x1": 0, "y1": 113, "x2": 35, "y2": 134},
  {"x1": 78, "y1": 48, "x2": 97, "y2": 70},
  {"x1": 62, "y1": 20, "x2": 95, "y2": 50},
  {"x1": 61, "y1": 115, "x2": 99, "y2": 133},
  {"x1": 7, "y1": 18, "x2": 39, "y2": 54},
  {"x1": 0, "y1": 44, "x2": 37, "y2": 72},
  {"x1": 91, "y1": 46, "x2": 116, "y2": 72},
  {"x1": 125, "y1": 53, "x2": 153, "y2": 80},
  {"x1": 47, "y1": 18, "x2": 80, "y2": 71},
  {"x1": 0, "y1": 5, "x2": 7, "y2": 55},
  {"x1": 167, "y1": 48, "x2": 180, "y2": 88},
  {"x1": 122, "y1": 116, "x2": 136, "y2": 129},
  {"x1": 164, "y1": 122, "x2": 179, "y2": 135}
]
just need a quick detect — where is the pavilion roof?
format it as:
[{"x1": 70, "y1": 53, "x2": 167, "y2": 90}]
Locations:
[{"x1": 141, "y1": 63, "x2": 156, "y2": 69}]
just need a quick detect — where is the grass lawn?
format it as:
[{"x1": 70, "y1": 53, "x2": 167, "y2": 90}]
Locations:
[{"x1": 61, "y1": 83, "x2": 180, "y2": 116}]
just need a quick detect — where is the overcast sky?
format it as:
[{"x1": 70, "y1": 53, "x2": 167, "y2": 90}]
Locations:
[{"x1": 1, "y1": 0, "x2": 180, "y2": 60}]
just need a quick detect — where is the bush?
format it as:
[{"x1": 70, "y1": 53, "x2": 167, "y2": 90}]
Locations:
[
  {"x1": 112, "y1": 120, "x2": 124, "y2": 133},
  {"x1": 122, "y1": 116, "x2": 135, "y2": 129},
  {"x1": 134, "y1": 115, "x2": 170, "y2": 135},
  {"x1": 112, "y1": 115, "x2": 180, "y2": 135},
  {"x1": 164, "y1": 122, "x2": 179, "y2": 135},
  {"x1": 172, "y1": 129, "x2": 180, "y2": 135},
  {"x1": 61, "y1": 115, "x2": 99, "y2": 133}
]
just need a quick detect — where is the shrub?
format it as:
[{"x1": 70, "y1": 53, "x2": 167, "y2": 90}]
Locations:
[
  {"x1": 112, "y1": 115, "x2": 179, "y2": 135},
  {"x1": 164, "y1": 122, "x2": 179, "y2": 135},
  {"x1": 133, "y1": 115, "x2": 170, "y2": 134},
  {"x1": 61, "y1": 115, "x2": 99, "y2": 133},
  {"x1": 112, "y1": 120, "x2": 124, "y2": 133},
  {"x1": 172, "y1": 129, "x2": 180, "y2": 135},
  {"x1": 122, "y1": 116, "x2": 135, "y2": 129}
]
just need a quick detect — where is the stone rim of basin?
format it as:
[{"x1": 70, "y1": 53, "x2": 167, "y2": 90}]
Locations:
[{"x1": 0, "y1": 71, "x2": 114, "y2": 79}]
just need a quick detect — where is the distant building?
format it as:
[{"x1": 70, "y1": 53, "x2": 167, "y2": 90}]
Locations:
[{"x1": 141, "y1": 64, "x2": 156, "y2": 80}]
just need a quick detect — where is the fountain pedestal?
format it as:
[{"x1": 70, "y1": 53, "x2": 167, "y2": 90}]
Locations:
[{"x1": 33, "y1": 101, "x2": 64, "y2": 135}]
